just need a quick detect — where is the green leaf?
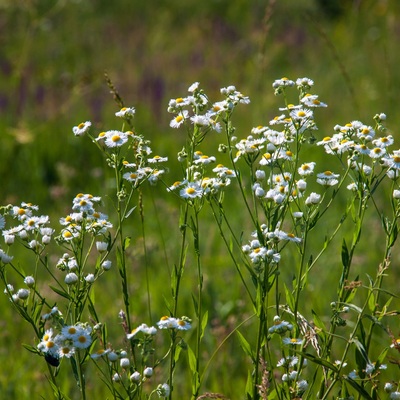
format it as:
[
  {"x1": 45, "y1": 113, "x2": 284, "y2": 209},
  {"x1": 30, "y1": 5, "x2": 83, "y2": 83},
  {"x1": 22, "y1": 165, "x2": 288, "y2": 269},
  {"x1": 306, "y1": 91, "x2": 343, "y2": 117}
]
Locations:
[
  {"x1": 122, "y1": 236, "x2": 131, "y2": 251},
  {"x1": 49, "y1": 285, "x2": 71, "y2": 300},
  {"x1": 22, "y1": 343, "x2": 41, "y2": 355},
  {"x1": 293, "y1": 351, "x2": 338, "y2": 372},
  {"x1": 389, "y1": 222, "x2": 398, "y2": 248},
  {"x1": 125, "y1": 206, "x2": 136, "y2": 219},
  {"x1": 200, "y1": 310, "x2": 208, "y2": 340},
  {"x1": 70, "y1": 356, "x2": 80, "y2": 387},
  {"x1": 311, "y1": 309, "x2": 326, "y2": 341},
  {"x1": 174, "y1": 345, "x2": 182, "y2": 363},
  {"x1": 353, "y1": 338, "x2": 368, "y2": 377},
  {"x1": 345, "y1": 376, "x2": 373, "y2": 400},
  {"x1": 284, "y1": 283, "x2": 295, "y2": 312},
  {"x1": 368, "y1": 292, "x2": 376, "y2": 313},
  {"x1": 187, "y1": 345, "x2": 197, "y2": 374},
  {"x1": 192, "y1": 294, "x2": 199, "y2": 317},
  {"x1": 245, "y1": 369, "x2": 253, "y2": 400},
  {"x1": 236, "y1": 331, "x2": 255, "y2": 363},
  {"x1": 341, "y1": 238, "x2": 349, "y2": 269}
]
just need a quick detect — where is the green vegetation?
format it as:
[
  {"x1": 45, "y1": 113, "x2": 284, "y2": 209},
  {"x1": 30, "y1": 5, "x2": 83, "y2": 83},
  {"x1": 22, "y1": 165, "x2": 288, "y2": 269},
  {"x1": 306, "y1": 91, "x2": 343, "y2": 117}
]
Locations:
[{"x1": 1, "y1": 1, "x2": 400, "y2": 399}]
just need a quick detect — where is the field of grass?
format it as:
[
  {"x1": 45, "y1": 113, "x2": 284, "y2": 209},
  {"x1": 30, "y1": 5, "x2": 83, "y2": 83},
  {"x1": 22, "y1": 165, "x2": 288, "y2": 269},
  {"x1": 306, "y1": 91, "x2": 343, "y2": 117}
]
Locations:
[{"x1": 1, "y1": 1, "x2": 400, "y2": 399}]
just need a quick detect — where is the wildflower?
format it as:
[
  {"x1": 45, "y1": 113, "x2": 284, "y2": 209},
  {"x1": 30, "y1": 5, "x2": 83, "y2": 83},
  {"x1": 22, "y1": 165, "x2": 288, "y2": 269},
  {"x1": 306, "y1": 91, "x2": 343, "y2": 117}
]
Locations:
[
  {"x1": 91, "y1": 348, "x2": 110, "y2": 359},
  {"x1": 253, "y1": 184, "x2": 265, "y2": 197},
  {"x1": 282, "y1": 371, "x2": 298, "y2": 382},
  {"x1": 107, "y1": 351, "x2": 119, "y2": 362},
  {"x1": 277, "y1": 356, "x2": 298, "y2": 367},
  {"x1": 148, "y1": 169, "x2": 165, "y2": 185},
  {"x1": 24, "y1": 276, "x2": 35, "y2": 287},
  {"x1": 157, "y1": 316, "x2": 192, "y2": 330},
  {"x1": 148, "y1": 155, "x2": 168, "y2": 163},
  {"x1": 305, "y1": 192, "x2": 321, "y2": 206},
  {"x1": 179, "y1": 182, "x2": 203, "y2": 199},
  {"x1": 170, "y1": 110, "x2": 189, "y2": 128},
  {"x1": 130, "y1": 371, "x2": 141, "y2": 382},
  {"x1": 316, "y1": 171, "x2": 340, "y2": 186},
  {"x1": 73, "y1": 121, "x2": 91, "y2": 136},
  {"x1": 0, "y1": 249, "x2": 13, "y2": 264},
  {"x1": 373, "y1": 135, "x2": 394, "y2": 148},
  {"x1": 188, "y1": 82, "x2": 200, "y2": 92},
  {"x1": 369, "y1": 147, "x2": 386, "y2": 159},
  {"x1": 143, "y1": 367, "x2": 153, "y2": 378},
  {"x1": 4, "y1": 234, "x2": 15, "y2": 245},
  {"x1": 296, "y1": 77, "x2": 314, "y2": 88},
  {"x1": 384, "y1": 383, "x2": 394, "y2": 392},
  {"x1": 157, "y1": 383, "x2": 171, "y2": 398},
  {"x1": 0, "y1": 215, "x2": 5, "y2": 230},
  {"x1": 357, "y1": 125, "x2": 375, "y2": 141},
  {"x1": 255, "y1": 170, "x2": 266, "y2": 181},
  {"x1": 391, "y1": 393, "x2": 400, "y2": 400},
  {"x1": 127, "y1": 323, "x2": 157, "y2": 339},
  {"x1": 193, "y1": 154, "x2": 216, "y2": 165},
  {"x1": 334, "y1": 360, "x2": 348, "y2": 368},
  {"x1": 120, "y1": 357, "x2": 130, "y2": 368},
  {"x1": 115, "y1": 107, "x2": 135, "y2": 118},
  {"x1": 102, "y1": 260, "x2": 112, "y2": 270},
  {"x1": 112, "y1": 373, "x2": 121, "y2": 382},
  {"x1": 296, "y1": 380, "x2": 309, "y2": 395},
  {"x1": 65, "y1": 272, "x2": 79, "y2": 285},
  {"x1": 272, "y1": 77, "x2": 295, "y2": 89},
  {"x1": 282, "y1": 337, "x2": 303, "y2": 346},
  {"x1": 96, "y1": 241, "x2": 108, "y2": 253},
  {"x1": 298, "y1": 162, "x2": 316, "y2": 176},
  {"x1": 104, "y1": 130, "x2": 129, "y2": 148},
  {"x1": 16, "y1": 288, "x2": 30, "y2": 300},
  {"x1": 176, "y1": 317, "x2": 192, "y2": 330},
  {"x1": 42, "y1": 306, "x2": 61, "y2": 320},
  {"x1": 348, "y1": 370, "x2": 359, "y2": 379},
  {"x1": 268, "y1": 316, "x2": 293, "y2": 334},
  {"x1": 37, "y1": 335, "x2": 59, "y2": 358},
  {"x1": 4, "y1": 284, "x2": 14, "y2": 294},
  {"x1": 85, "y1": 274, "x2": 95, "y2": 283},
  {"x1": 58, "y1": 341, "x2": 75, "y2": 358}
]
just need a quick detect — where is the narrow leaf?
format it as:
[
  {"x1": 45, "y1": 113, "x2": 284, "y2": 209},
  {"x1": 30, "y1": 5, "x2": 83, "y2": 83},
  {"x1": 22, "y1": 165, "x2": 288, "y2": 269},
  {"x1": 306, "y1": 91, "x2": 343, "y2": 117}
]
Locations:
[
  {"x1": 236, "y1": 331, "x2": 255, "y2": 363},
  {"x1": 200, "y1": 310, "x2": 208, "y2": 340},
  {"x1": 49, "y1": 285, "x2": 71, "y2": 300}
]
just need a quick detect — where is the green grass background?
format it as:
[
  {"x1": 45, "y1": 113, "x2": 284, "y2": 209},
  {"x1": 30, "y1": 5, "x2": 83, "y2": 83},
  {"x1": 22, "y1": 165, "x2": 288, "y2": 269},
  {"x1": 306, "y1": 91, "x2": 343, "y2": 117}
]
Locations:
[{"x1": 1, "y1": 0, "x2": 400, "y2": 398}]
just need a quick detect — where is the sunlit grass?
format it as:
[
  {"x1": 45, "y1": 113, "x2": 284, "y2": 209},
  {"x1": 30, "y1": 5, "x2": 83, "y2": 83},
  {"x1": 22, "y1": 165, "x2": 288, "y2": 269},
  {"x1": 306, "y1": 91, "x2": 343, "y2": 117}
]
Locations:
[{"x1": 2, "y1": 1, "x2": 400, "y2": 399}]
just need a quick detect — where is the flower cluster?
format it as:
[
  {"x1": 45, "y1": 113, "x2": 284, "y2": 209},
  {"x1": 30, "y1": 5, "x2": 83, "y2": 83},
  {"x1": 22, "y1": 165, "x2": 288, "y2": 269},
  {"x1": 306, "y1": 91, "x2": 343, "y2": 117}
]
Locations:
[
  {"x1": 167, "y1": 82, "x2": 250, "y2": 201},
  {"x1": 37, "y1": 322, "x2": 93, "y2": 363},
  {"x1": 1, "y1": 202, "x2": 54, "y2": 253}
]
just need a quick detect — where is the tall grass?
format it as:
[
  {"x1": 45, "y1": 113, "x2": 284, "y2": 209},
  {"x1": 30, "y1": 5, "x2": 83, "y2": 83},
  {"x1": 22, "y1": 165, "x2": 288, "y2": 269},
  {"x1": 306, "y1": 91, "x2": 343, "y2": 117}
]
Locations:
[{"x1": 1, "y1": 1, "x2": 400, "y2": 398}]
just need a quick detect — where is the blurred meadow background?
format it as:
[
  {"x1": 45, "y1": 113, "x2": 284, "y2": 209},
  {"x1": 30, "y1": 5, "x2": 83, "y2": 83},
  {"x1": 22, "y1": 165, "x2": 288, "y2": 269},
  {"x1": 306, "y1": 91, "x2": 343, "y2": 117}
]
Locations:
[{"x1": 1, "y1": 0, "x2": 400, "y2": 398}]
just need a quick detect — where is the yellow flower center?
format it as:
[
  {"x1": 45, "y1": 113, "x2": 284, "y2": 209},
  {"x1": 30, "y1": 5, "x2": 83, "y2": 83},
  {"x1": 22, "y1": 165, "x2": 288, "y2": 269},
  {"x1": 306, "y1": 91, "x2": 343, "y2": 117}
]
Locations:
[
  {"x1": 68, "y1": 327, "x2": 77, "y2": 335},
  {"x1": 111, "y1": 135, "x2": 121, "y2": 142},
  {"x1": 78, "y1": 335, "x2": 87, "y2": 343}
]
